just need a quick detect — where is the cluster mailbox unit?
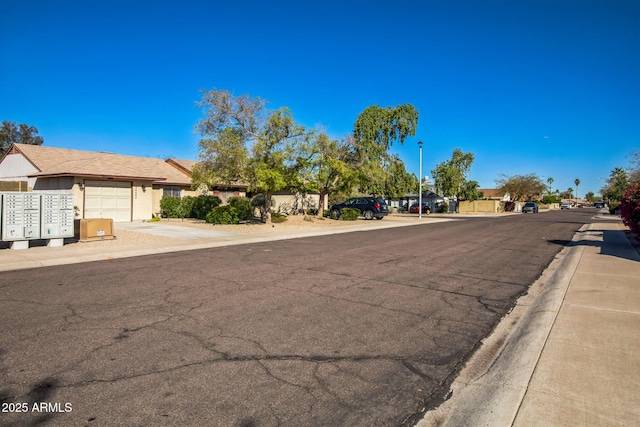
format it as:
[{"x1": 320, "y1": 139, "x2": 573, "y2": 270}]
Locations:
[{"x1": 1, "y1": 192, "x2": 74, "y2": 249}]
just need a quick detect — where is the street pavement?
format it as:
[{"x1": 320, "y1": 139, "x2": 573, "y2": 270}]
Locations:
[{"x1": 1, "y1": 210, "x2": 638, "y2": 426}]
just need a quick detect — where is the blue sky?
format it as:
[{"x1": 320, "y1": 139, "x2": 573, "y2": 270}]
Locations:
[{"x1": 2, "y1": 0, "x2": 638, "y2": 197}]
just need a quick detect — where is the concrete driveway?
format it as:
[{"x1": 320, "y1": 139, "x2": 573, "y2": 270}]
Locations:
[{"x1": 115, "y1": 221, "x2": 239, "y2": 239}]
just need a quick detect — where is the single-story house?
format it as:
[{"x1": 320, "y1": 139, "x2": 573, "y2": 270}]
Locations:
[
  {"x1": 0, "y1": 144, "x2": 247, "y2": 222},
  {"x1": 479, "y1": 188, "x2": 511, "y2": 201}
]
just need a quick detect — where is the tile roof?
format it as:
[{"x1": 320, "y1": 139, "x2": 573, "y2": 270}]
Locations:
[
  {"x1": 479, "y1": 188, "x2": 507, "y2": 198},
  {"x1": 12, "y1": 144, "x2": 192, "y2": 185}
]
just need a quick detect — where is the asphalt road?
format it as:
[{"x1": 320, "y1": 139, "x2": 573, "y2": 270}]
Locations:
[{"x1": 0, "y1": 209, "x2": 595, "y2": 427}]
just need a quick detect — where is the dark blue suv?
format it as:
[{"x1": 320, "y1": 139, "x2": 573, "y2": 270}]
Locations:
[{"x1": 329, "y1": 197, "x2": 389, "y2": 220}]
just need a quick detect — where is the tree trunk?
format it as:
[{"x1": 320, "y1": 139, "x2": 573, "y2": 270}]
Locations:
[
  {"x1": 263, "y1": 193, "x2": 272, "y2": 224},
  {"x1": 317, "y1": 192, "x2": 327, "y2": 218}
]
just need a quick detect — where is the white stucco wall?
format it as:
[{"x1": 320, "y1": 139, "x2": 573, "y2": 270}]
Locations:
[{"x1": 0, "y1": 153, "x2": 39, "y2": 188}]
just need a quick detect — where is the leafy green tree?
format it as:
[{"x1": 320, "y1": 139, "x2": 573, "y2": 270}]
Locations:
[
  {"x1": 459, "y1": 180, "x2": 481, "y2": 201},
  {"x1": 601, "y1": 168, "x2": 628, "y2": 203},
  {"x1": 352, "y1": 104, "x2": 419, "y2": 196},
  {"x1": 0, "y1": 121, "x2": 44, "y2": 155},
  {"x1": 495, "y1": 173, "x2": 546, "y2": 201},
  {"x1": 383, "y1": 155, "x2": 419, "y2": 199},
  {"x1": 584, "y1": 191, "x2": 596, "y2": 203},
  {"x1": 295, "y1": 133, "x2": 358, "y2": 217},
  {"x1": 432, "y1": 148, "x2": 475, "y2": 200},
  {"x1": 195, "y1": 89, "x2": 311, "y2": 223}
]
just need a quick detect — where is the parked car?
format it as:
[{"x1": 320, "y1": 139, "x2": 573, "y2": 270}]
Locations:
[
  {"x1": 560, "y1": 202, "x2": 571, "y2": 210},
  {"x1": 594, "y1": 201, "x2": 605, "y2": 209},
  {"x1": 329, "y1": 197, "x2": 389, "y2": 220},
  {"x1": 409, "y1": 202, "x2": 431, "y2": 214},
  {"x1": 522, "y1": 202, "x2": 539, "y2": 213}
]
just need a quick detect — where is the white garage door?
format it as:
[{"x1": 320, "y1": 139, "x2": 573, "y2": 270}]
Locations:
[{"x1": 84, "y1": 180, "x2": 132, "y2": 222}]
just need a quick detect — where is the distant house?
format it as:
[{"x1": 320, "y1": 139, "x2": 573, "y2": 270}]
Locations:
[
  {"x1": 479, "y1": 188, "x2": 511, "y2": 201},
  {"x1": 0, "y1": 144, "x2": 248, "y2": 222}
]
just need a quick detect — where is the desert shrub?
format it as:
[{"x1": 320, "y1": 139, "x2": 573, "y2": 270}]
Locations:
[
  {"x1": 160, "y1": 196, "x2": 181, "y2": 218},
  {"x1": 206, "y1": 205, "x2": 240, "y2": 224},
  {"x1": 620, "y1": 182, "x2": 640, "y2": 235},
  {"x1": 228, "y1": 196, "x2": 255, "y2": 221},
  {"x1": 340, "y1": 207, "x2": 360, "y2": 221},
  {"x1": 149, "y1": 216, "x2": 161, "y2": 222},
  {"x1": 437, "y1": 202, "x2": 449, "y2": 213},
  {"x1": 192, "y1": 195, "x2": 222, "y2": 220},
  {"x1": 307, "y1": 208, "x2": 318, "y2": 216},
  {"x1": 271, "y1": 211, "x2": 287, "y2": 223}
]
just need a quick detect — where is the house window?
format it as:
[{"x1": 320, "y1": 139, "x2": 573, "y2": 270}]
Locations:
[{"x1": 163, "y1": 186, "x2": 182, "y2": 197}]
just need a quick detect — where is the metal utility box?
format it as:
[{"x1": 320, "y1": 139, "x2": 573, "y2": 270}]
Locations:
[
  {"x1": 1, "y1": 192, "x2": 42, "y2": 241},
  {"x1": 40, "y1": 193, "x2": 75, "y2": 239},
  {"x1": 76, "y1": 218, "x2": 115, "y2": 241}
]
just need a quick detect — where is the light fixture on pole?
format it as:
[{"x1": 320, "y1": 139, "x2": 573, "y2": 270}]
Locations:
[{"x1": 418, "y1": 141, "x2": 423, "y2": 219}]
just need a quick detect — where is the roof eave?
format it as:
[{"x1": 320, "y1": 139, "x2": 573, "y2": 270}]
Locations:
[{"x1": 28, "y1": 172, "x2": 166, "y2": 182}]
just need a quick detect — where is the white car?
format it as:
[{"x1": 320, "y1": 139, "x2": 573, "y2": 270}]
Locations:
[{"x1": 560, "y1": 202, "x2": 571, "y2": 210}]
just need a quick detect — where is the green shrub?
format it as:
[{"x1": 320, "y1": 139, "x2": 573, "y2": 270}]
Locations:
[
  {"x1": 149, "y1": 216, "x2": 161, "y2": 222},
  {"x1": 609, "y1": 200, "x2": 621, "y2": 215},
  {"x1": 228, "y1": 196, "x2": 255, "y2": 221},
  {"x1": 307, "y1": 208, "x2": 318, "y2": 216},
  {"x1": 271, "y1": 211, "x2": 287, "y2": 223},
  {"x1": 206, "y1": 205, "x2": 240, "y2": 224},
  {"x1": 193, "y1": 195, "x2": 222, "y2": 220},
  {"x1": 437, "y1": 202, "x2": 449, "y2": 213},
  {"x1": 180, "y1": 196, "x2": 197, "y2": 218},
  {"x1": 541, "y1": 194, "x2": 560, "y2": 205},
  {"x1": 340, "y1": 207, "x2": 360, "y2": 221},
  {"x1": 160, "y1": 196, "x2": 182, "y2": 218}
]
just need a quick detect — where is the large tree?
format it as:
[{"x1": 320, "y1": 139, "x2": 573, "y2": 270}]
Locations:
[
  {"x1": 383, "y1": 155, "x2": 419, "y2": 199},
  {"x1": 352, "y1": 104, "x2": 419, "y2": 196},
  {"x1": 601, "y1": 167, "x2": 628, "y2": 203},
  {"x1": 0, "y1": 121, "x2": 44, "y2": 155},
  {"x1": 296, "y1": 133, "x2": 358, "y2": 218},
  {"x1": 495, "y1": 173, "x2": 546, "y2": 201},
  {"x1": 194, "y1": 89, "x2": 311, "y2": 224},
  {"x1": 574, "y1": 178, "x2": 581, "y2": 200},
  {"x1": 431, "y1": 148, "x2": 475, "y2": 202}
]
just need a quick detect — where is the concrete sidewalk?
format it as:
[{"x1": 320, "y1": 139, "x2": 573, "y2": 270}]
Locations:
[{"x1": 418, "y1": 220, "x2": 640, "y2": 426}]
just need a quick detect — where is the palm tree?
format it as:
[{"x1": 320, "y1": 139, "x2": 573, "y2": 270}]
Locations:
[
  {"x1": 567, "y1": 187, "x2": 574, "y2": 200},
  {"x1": 574, "y1": 178, "x2": 580, "y2": 201},
  {"x1": 547, "y1": 177, "x2": 554, "y2": 195}
]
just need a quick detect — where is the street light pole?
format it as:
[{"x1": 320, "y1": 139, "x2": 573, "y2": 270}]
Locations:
[{"x1": 418, "y1": 141, "x2": 423, "y2": 219}]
